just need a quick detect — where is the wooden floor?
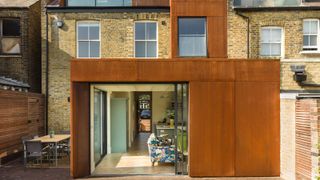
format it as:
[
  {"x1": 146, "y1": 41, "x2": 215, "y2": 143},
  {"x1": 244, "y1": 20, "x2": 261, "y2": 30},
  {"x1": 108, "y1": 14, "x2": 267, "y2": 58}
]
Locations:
[{"x1": 93, "y1": 133, "x2": 175, "y2": 175}]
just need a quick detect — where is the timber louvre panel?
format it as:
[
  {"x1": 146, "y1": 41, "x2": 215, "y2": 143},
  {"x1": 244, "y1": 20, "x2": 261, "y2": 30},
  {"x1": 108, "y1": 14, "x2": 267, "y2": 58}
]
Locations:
[
  {"x1": 0, "y1": 90, "x2": 44, "y2": 158},
  {"x1": 295, "y1": 100, "x2": 312, "y2": 180}
]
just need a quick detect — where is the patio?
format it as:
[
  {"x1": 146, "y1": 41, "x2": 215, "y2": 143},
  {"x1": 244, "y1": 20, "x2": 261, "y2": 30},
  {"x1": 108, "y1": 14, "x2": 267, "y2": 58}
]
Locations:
[
  {"x1": 0, "y1": 157, "x2": 284, "y2": 180},
  {"x1": 0, "y1": 158, "x2": 70, "y2": 180}
]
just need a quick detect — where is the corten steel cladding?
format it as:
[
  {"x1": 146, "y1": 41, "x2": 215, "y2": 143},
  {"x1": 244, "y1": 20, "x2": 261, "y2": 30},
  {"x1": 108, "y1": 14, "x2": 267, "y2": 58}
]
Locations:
[{"x1": 70, "y1": 59, "x2": 280, "y2": 178}]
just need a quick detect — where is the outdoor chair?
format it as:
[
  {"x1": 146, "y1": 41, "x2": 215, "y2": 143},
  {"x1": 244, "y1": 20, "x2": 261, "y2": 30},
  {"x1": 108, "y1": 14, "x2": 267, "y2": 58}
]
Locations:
[
  {"x1": 58, "y1": 130, "x2": 70, "y2": 134},
  {"x1": 21, "y1": 136, "x2": 32, "y2": 165},
  {"x1": 25, "y1": 140, "x2": 50, "y2": 167}
]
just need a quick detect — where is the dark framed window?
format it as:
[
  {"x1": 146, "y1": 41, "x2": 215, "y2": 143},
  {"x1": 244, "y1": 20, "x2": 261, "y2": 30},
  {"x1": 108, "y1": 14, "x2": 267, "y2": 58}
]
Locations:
[
  {"x1": 0, "y1": 18, "x2": 21, "y2": 54},
  {"x1": 178, "y1": 18, "x2": 207, "y2": 57}
]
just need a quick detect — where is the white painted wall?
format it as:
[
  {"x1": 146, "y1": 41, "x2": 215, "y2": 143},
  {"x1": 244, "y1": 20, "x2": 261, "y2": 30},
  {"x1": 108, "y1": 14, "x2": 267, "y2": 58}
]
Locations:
[{"x1": 152, "y1": 91, "x2": 174, "y2": 124}]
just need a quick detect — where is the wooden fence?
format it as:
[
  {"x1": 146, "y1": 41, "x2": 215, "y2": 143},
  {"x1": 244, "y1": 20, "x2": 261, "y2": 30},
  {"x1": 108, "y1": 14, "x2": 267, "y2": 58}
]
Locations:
[{"x1": 0, "y1": 89, "x2": 44, "y2": 158}]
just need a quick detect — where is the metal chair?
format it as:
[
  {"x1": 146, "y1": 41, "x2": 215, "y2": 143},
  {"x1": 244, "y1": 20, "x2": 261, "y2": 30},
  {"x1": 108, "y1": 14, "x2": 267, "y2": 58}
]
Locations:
[
  {"x1": 58, "y1": 130, "x2": 70, "y2": 134},
  {"x1": 21, "y1": 136, "x2": 32, "y2": 165},
  {"x1": 25, "y1": 140, "x2": 49, "y2": 167}
]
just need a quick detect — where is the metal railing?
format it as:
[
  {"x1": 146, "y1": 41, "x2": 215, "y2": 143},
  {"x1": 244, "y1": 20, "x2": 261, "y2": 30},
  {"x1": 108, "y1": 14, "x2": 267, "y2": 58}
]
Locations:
[
  {"x1": 233, "y1": 0, "x2": 303, "y2": 8},
  {"x1": 67, "y1": 0, "x2": 169, "y2": 7}
]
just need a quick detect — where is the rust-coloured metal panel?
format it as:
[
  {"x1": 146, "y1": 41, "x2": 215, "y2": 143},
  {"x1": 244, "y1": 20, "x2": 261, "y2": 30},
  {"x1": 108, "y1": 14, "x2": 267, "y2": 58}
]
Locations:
[
  {"x1": 71, "y1": 59, "x2": 235, "y2": 82},
  {"x1": 171, "y1": 0, "x2": 226, "y2": 17},
  {"x1": 207, "y1": 17, "x2": 227, "y2": 58},
  {"x1": 70, "y1": 83, "x2": 90, "y2": 178},
  {"x1": 189, "y1": 82, "x2": 235, "y2": 176},
  {"x1": 70, "y1": 59, "x2": 280, "y2": 178},
  {"x1": 170, "y1": 0, "x2": 227, "y2": 58},
  {"x1": 234, "y1": 60, "x2": 280, "y2": 82},
  {"x1": 235, "y1": 82, "x2": 280, "y2": 176}
]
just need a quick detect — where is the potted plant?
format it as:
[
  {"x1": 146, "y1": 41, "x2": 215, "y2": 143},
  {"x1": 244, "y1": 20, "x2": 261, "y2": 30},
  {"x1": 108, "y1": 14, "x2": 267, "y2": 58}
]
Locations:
[
  {"x1": 49, "y1": 130, "x2": 55, "y2": 138},
  {"x1": 166, "y1": 109, "x2": 175, "y2": 128}
]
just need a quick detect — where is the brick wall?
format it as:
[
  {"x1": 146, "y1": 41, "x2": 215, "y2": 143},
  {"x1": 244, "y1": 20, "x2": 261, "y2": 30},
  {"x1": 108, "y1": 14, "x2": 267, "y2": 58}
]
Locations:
[
  {"x1": 43, "y1": 11, "x2": 170, "y2": 131},
  {"x1": 227, "y1": 2, "x2": 320, "y2": 91},
  {"x1": 0, "y1": 2, "x2": 41, "y2": 92},
  {"x1": 0, "y1": 10, "x2": 29, "y2": 86}
]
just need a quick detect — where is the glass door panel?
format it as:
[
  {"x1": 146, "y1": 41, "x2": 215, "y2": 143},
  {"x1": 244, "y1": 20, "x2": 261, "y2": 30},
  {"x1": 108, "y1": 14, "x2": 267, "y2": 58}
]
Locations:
[
  {"x1": 94, "y1": 90, "x2": 102, "y2": 164},
  {"x1": 175, "y1": 83, "x2": 189, "y2": 175},
  {"x1": 93, "y1": 90, "x2": 107, "y2": 165}
]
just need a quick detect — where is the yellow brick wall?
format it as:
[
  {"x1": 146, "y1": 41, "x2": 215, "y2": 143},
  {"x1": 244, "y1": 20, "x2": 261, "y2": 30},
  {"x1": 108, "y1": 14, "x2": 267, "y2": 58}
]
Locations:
[
  {"x1": 42, "y1": 12, "x2": 170, "y2": 131},
  {"x1": 228, "y1": 2, "x2": 320, "y2": 91}
]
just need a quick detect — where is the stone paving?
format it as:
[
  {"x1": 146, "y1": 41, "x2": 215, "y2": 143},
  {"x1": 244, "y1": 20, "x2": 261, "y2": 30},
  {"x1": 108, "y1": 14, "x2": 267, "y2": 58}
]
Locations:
[
  {"x1": 0, "y1": 158, "x2": 284, "y2": 180},
  {"x1": 0, "y1": 157, "x2": 71, "y2": 180}
]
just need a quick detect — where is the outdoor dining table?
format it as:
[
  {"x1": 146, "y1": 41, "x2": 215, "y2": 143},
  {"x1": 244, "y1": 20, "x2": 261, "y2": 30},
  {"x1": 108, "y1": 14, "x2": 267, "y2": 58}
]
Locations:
[{"x1": 30, "y1": 134, "x2": 70, "y2": 167}]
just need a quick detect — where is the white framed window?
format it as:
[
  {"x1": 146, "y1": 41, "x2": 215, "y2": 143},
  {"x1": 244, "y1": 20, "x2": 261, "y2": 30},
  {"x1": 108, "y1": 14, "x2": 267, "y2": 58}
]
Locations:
[
  {"x1": 77, "y1": 22, "x2": 100, "y2": 58},
  {"x1": 178, "y1": 18, "x2": 207, "y2": 57},
  {"x1": 260, "y1": 27, "x2": 283, "y2": 57},
  {"x1": 303, "y1": 19, "x2": 319, "y2": 51},
  {"x1": 134, "y1": 22, "x2": 158, "y2": 58}
]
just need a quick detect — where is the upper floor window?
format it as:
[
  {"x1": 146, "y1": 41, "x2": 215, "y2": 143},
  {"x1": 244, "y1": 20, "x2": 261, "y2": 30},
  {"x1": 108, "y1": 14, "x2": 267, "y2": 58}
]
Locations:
[
  {"x1": 260, "y1": 27, "x2": 283, "y2": 57},
  {"x1": 0, "y1": 19, "x2": 21, "y2": 54},
  {"x1": 303, "y1": 19, "x2": 319, "y2": 51},
  {"x1": 134, "y1": 22, "x2": 157, "y2": 58},
  {"x1": 77, "y1": 22, "x2": 100, "y2": 58},
  {"x1": 178, "y1": 18, "x2": 207, "y2": 57},
  {"x1": 68, "y1": 0, "x2": 131, "y2": 7}
]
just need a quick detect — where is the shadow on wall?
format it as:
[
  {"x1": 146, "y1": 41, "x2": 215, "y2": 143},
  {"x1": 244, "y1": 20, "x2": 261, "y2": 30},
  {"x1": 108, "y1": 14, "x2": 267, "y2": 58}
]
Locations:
[{"x1": 44, "y1": 16, "x2": 73, "y2": 133}]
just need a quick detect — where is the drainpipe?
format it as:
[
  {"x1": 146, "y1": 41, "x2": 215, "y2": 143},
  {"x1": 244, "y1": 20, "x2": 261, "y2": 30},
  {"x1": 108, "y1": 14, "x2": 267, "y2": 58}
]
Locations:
[
  {"x1": 45, "y1": 10, "x2": 49, "y2": 134},
  {"x1": 235, "y1": 11, "x2": 250, "y2": 59}
]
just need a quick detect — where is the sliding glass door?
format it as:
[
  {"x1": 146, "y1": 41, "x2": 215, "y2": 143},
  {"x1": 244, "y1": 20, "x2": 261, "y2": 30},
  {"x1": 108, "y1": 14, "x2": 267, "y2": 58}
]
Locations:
[
  {"x1": 175, "y1": 83, "x2": 189, "y2": 175},
  {"x1": 93, "y1": 89, "x2": 107, "y2": 165}
]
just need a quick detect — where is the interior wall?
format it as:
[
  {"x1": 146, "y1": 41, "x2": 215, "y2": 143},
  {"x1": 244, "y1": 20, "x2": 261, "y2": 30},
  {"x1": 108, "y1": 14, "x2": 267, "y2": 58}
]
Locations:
[
  {"x1": 152, "y1": 91, "x2": 174, "y2": 124},
  {"x1": 110, "y1": 92, "x2": 136, "y2": 148}
]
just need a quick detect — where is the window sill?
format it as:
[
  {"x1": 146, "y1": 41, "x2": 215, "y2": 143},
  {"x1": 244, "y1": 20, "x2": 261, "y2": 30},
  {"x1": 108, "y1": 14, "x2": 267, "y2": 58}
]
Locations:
[
  {"x1": 0, "y1": 54, "x2": 22, "y2": 58},
  {"x1": 300, "y1": 50, "x2": 320, "y2": 54}
]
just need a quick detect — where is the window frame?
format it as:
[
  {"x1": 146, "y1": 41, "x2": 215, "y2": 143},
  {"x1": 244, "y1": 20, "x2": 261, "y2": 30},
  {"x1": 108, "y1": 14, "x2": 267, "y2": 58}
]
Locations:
[
  {"x1": 260, "y1": 26, "x2": 284, "y2": 57},
  {"x1": 0, "y1": 18, "x2": 21, "y2": 55},
  {"x1": 134, "y1": 21, "x2": 158, "y2": 58},
  {"x1": 76, "y1": 21, "x2": 101, "y2": 59},
  {"x1": 302, "y1": 19, "x2": 319, "y2": 51},
  {"x1": 67, "y1": 0, "x2": 131, "y2": 7},
  {"x1": 178, "y1": 17, "x2": 208, "y2": 58}
]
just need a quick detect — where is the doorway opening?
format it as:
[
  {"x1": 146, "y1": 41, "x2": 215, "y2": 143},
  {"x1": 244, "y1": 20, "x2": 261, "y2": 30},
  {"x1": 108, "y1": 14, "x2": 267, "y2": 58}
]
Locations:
[
  {"x1": 136, "y1": 92, "x2": 152, "y2": 133},
  {"x1": 89, "y1": 83, "x2": 189, "y2": 176}
]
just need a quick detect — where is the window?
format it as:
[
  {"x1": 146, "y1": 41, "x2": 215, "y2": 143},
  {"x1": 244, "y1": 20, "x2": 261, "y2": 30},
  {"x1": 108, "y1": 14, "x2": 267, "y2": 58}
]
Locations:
[
  {"x1": 68, "y1": 0, "x2": 131, "y2": 7},
  {"x1": 134, "y1": 22, "x2": 157, "y2": 58},
  {"x1": 0, "y1": 19, "x2": 21, "y2": 54},
  {"x1": 77, "y1": 22, "x2": 100, "y2": 58},
  {"x1": 303, "y1": 19, "x2": 319, "y2": 51},
  {"x1": 260, "y1": 27, "x2": 283, "y2": 57},
  {"x1": 178, "y1": 18, "x2": 207, "y2": 57}
]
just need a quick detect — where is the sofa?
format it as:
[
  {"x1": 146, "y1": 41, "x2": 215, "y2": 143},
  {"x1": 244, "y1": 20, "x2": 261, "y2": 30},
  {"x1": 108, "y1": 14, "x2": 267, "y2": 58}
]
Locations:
[{"x1": 147, "y1": 133, "x2": 175, "y2": 166}]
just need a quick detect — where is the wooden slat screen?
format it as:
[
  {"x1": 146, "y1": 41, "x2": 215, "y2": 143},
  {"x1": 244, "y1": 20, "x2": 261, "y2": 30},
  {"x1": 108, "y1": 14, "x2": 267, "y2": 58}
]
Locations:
[
  {"x1": 295, "y1": 99, "x2": 315, "y2": 180},
  {"x1": 0, "y1": 90, "x2": 45, "y2": 157}
]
